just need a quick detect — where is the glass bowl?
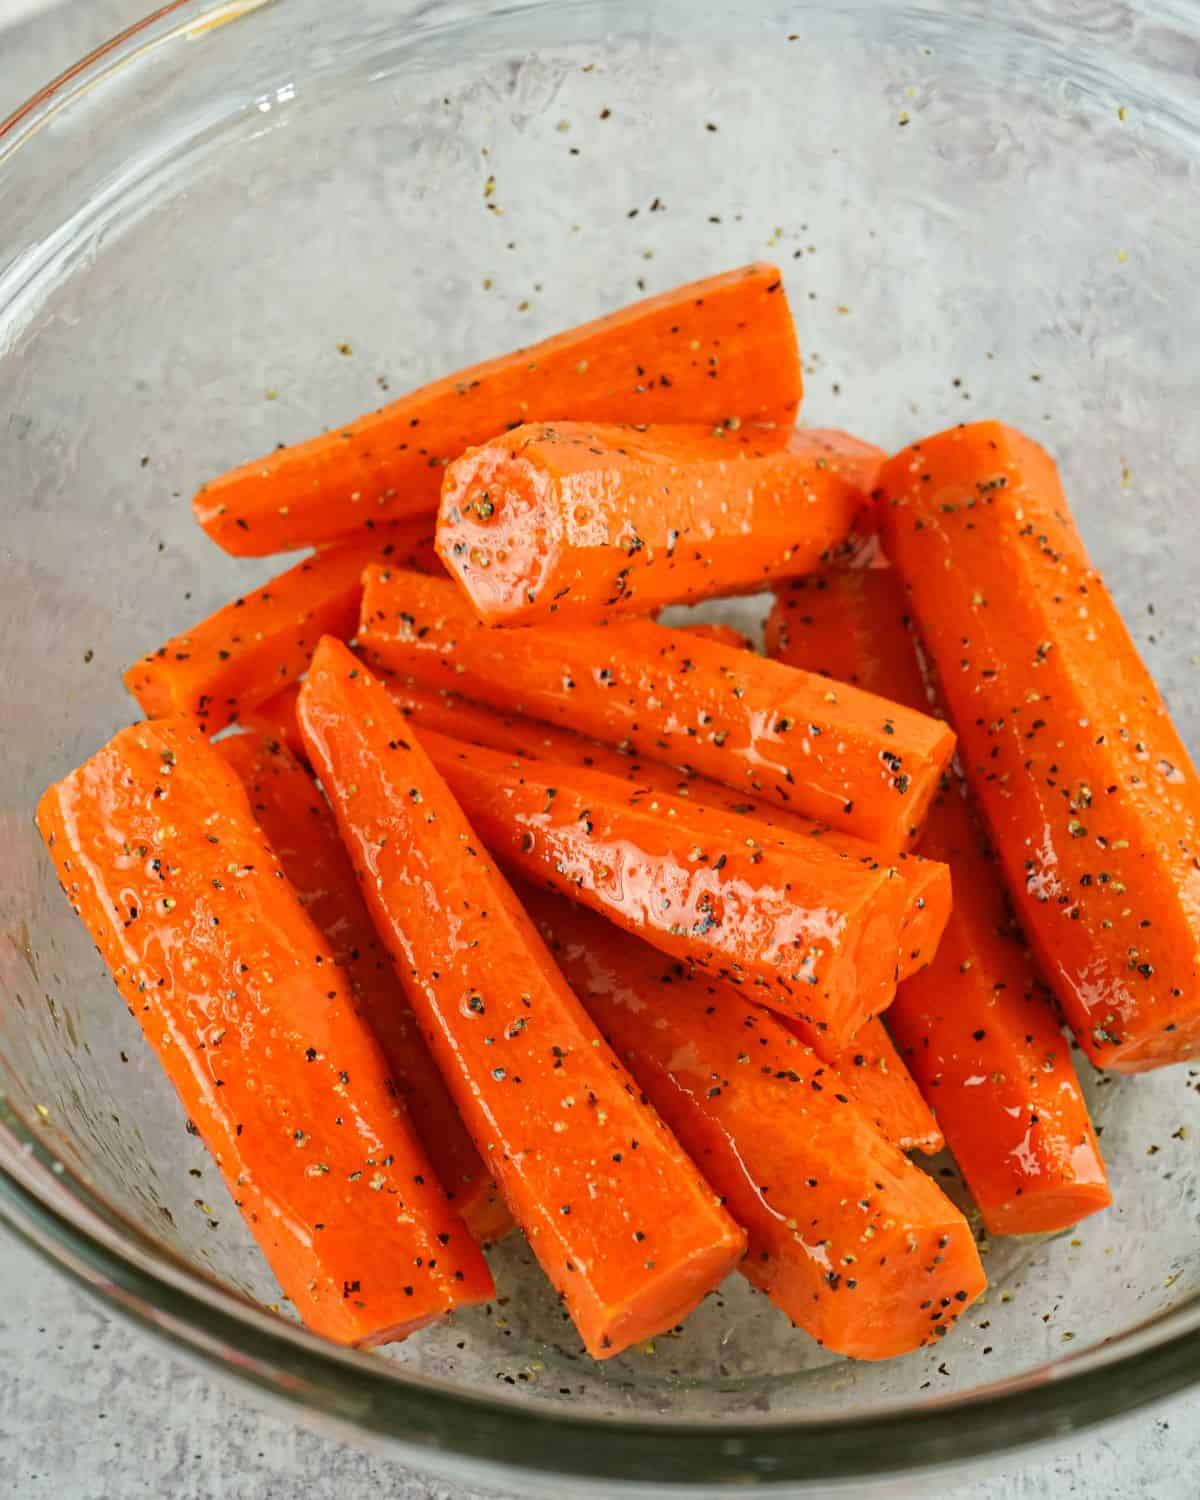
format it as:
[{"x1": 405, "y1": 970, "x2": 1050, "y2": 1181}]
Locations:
[{"x1": 2, "y1": 0, "x2": 1199, "y2": 1491}]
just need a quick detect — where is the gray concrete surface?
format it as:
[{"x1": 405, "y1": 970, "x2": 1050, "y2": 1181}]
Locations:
[{"x1": 2, "y1": 3, "x2": 1198, "y2": 1497}]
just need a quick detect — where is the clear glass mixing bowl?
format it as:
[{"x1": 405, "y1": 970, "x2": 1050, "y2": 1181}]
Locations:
[{"x1": 2, "y1": 0, "x2": 1199, "y2": 1492}]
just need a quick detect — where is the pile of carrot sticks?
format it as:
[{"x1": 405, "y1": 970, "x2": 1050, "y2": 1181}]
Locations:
[{"x1": 40, "y1": 263, "x2": 1200, "y2": 1362}]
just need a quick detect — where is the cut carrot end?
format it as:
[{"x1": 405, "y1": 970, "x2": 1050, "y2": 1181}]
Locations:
[
  {"x1": 980, "y1": 1181, "x2": 1115, "y2": 1239},
  {"x1": 438, "y1": 423, "x2": 881, "y2": 626}
]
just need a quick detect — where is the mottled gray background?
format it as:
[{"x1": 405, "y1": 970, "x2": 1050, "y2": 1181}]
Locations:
[{"x1": 2, "y1": 3, "x2": 1198, "y2": 1497}]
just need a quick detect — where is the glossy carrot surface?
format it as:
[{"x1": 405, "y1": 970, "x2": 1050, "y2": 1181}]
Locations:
[
  {"x1": 878, "y1": 421, "x2": 1200, "y2": 1073},
  {"x1": 895, "y1": 780, "x2": 1113, "y2": 1231},
  {"x1": 194, "y1": 265, "x2": 802, "y2": 557},
  {"x1": 419, "y1": 730, "x2": 906, "y2": 1048},
  {"x1": 218, "y1": 733, "x2": 510, "y2": 1243},
  {"x1": 37, "y1": 716, "x2": 493, "y2": 1345},
  {"x1": 642, "y1": 761, "x2": 951, "y2": 984},
  {"x1": 297, "y1": 638, "x2": 746, "y2": 1357},
  {"x1": 526, "y1": 888, "x2": 985, "y2": 1359},
  {"x1": 769, "y1": 566, "x2": 1111, "y2": 1232},
  {"x1": 438, "y1": 423, "x2": 881, "y2": 625},
  {"x1": 359, "y1": 568, "x2": 955, "y2": 850},
  {"x1": 124, "y1": 524, "x2": 436, "y2": 736},
  {"x1": 251, "y1": 673, "x2": 948, "y2": 983},
  {"x1": 243, "y1": 677, "x2": 646, "y2": 779}
]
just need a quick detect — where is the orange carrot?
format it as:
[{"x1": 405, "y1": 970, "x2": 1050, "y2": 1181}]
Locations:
[
  {"x1": 124, "y1": 524, "x2": 437, "y2": 736},
  {"x1": 359, "y1": 568, "x2": 955, "y2": 851},
  {"x1": 249, "y1": 672, "x2": 949, "y2": 981},
  {"x1": 297, "y1": 637, "x2": 746, "y2": 1357},
  {"x1": 825, "y1": 1017, "x2": 944, "y2": 1156},
  {"x1": 769, "y1": 566, "x2": 1111, "y2": 1232},
  {"x1": 878, "y1": 421, "x2": 1200, "y2": 1074},
  {"x1": 680, "y1": 622, "x2": 755, "y2": 652},
  {"x1": 37, "y1": 716, "x2": 493, "y2": 1345},
  {"x1": 217, "y1": 733, "x2": 510, "y2": 1243},
  {"x1": 438, "y1": 423, "x2": 881, "y2": 624},
  {"x1": 417, "y1": 730, "x2": 906, "y2": 1048},
  {"x1": 526, "y1": 887, "x2": 985, "y2": 1359},
  {"x1": 240, "y1": 682, "x2": 306, "y2": 758},
  {"x1": 194, "y1": 265, "x2": 802, "y2": 558},
  {"x1": 462, "y1": 665, "x2": 940, "y2": 1148}
]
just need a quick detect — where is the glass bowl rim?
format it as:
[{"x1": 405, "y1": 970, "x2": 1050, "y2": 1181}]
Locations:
[{"x1": 3, "y1": 1, "x2": 1199, "y2": 1487}]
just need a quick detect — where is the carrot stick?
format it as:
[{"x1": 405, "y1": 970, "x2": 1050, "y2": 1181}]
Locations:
[
  {"x1": 297, "y1": 637, "x2": 746, "y2": 1357},
  {"x1": 878, "y1": 421, "x2": 1200, "y2": 1074},
  {"x1": 389, "y1": 687, "x2": 949, "y2": 980},
  {"x1": 438, "y1": 423, "x2": 881, "y2": 625},
  {"x1": 194, "y1": 265, "x2": 802, "y2": 558},
  {"x1": 417, "y1": 729, "x2": 906, "y2": 1048},
  {"x1": 768, "y1": 567, "x2": 1111, "y2": 1232},
  {"x1": 217, "y1": 733, "x2": 510, "y2": 1243},
  {"x1": 36, "y1": 716, "x2": 493, "y2": 1345},
  {"x1": 525, "y1": 887, "x2": 985, "y2": 1359},
  {"x1": 679, "y1": 622, "x2": 755, "y2": 652},
  {"x1": 359, "y1": 568, "x2": 955, "y2": 850},
  {"x1": 124, "y1": 524, "x2": 437, "y2": 736},
  {"x1": 825, "y1": 1018, "x2": 944, "y2": 1156},
  {"x1": 248, "y1": 671, "x2": 949, "y2": 981}
]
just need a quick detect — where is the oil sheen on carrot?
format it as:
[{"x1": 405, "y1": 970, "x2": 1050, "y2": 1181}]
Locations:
[
  {"x1": 297, "y1": 637, "x2": 746, "y2": 1357},
  {"x1": 419, "y1": 729, "x2": 907, "y2": 1050}
]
